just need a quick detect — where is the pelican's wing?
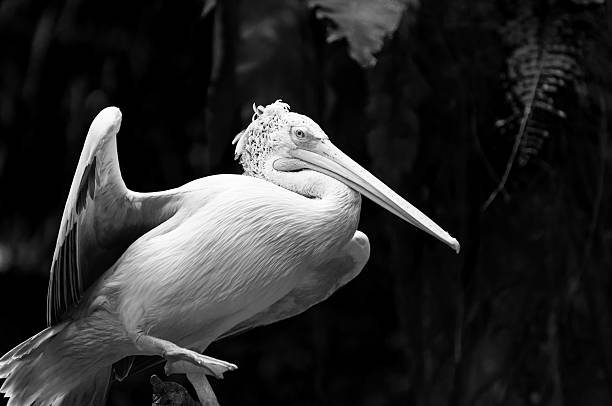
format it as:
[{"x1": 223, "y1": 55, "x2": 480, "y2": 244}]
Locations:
[
  {"x1": 47, "y1": 107, "x2": 176, "y2": 325},
  {"x1": 219, "y1": 231, "x2": 370, "y2": 340}
]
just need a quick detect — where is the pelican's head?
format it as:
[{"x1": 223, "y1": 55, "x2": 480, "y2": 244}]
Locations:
[{"x1": 233, "y1": 100, "x2": 460, "y2": 253}]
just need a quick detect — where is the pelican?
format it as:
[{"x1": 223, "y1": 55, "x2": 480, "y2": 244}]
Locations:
[{"x1": 0, "y1": 101, "x2": 459, "y2": 406}]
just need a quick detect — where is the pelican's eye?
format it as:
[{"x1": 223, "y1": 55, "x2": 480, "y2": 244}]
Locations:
[
  {"x1": 291, "y1": 126, "x2": 316, "y2": 145},
  {"x1": 294, "y1": 128, "x2": 306, "y2": 139},
  {"x1": 291, "y1": 126, "x2": 313, "y2": 144}
]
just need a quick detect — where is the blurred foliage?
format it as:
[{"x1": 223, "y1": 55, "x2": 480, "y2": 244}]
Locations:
[
  {"x1": 484, "y1": 0, "x2": 601, "y2": 209},
  {"x1": 307, "y1": 0, "x2": 417, "y2": 67},
  {"x1": 1, "y1": 0, "x2": 611, "y2": 405}
]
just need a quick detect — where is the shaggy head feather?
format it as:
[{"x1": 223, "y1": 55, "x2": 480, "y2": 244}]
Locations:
[{"x1": 232, "y1": 100, "x2": 326, "y2": 179}]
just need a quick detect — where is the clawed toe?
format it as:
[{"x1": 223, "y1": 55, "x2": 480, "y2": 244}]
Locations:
[
  {"x1": 130, "y1": 333, "x2": 236, "y2": 380},
  {"x1": 199, "y1": 358, "x2": 237, "y2": 371},
  {"x1": 164, "y1": 352, "x2": 237, "y2": 379}
]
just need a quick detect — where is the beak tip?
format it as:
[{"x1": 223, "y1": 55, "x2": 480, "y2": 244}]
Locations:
[
  {"x1": 447, "y1": 237, "x2": 460, "y2": 254},
  {"x1": 452, "y1": 239, "x2": 461, "y2": 254}
]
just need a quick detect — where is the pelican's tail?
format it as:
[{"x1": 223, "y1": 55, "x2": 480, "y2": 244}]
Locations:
[{"x1": 0, "y1": 318, "x2": 117, "y2": 406}]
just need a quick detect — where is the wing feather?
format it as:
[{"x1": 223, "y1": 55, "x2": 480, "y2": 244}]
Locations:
[{"x1": 46, "y1": 107, "x2": 177, "y2": 325}]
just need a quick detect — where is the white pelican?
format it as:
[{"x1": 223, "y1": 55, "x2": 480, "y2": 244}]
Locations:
[{"x1": 0, "y1": 101, "x2": 459, "y2": 406}]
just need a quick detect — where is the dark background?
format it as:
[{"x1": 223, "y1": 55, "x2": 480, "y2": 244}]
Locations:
[{"x1": 1, "y1": 0, "x2": 611, "y2": 405}]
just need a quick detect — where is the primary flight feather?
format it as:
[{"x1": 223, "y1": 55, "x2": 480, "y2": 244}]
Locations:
[{"x1": 0, "y1": 101, "x2": 459, "y2": 405}]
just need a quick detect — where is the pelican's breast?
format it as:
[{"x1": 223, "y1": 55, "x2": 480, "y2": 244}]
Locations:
[{"x1": 110, "y1": 174, "x2": 358, "y2": 346}]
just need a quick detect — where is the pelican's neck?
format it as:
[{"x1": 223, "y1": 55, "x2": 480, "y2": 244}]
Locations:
[
  {"x1": 264, "y1": 169, "x2": 362, "y2": 244},
  {"x1": 270, "y1": 169, "x2": 359, "y2": 204}
]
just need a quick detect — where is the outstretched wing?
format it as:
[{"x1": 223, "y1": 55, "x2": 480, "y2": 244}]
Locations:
[
  {"x1": 219, "y1": 230, "x2": 370, "y2": 340},
  {"x1": 47, "y1": 107, "x2": 177, "y2": 325}
]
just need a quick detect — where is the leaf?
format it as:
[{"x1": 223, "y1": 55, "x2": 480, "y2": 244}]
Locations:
[
  {"x1": 483, "y1": 4, "x2": 591, "y2": 210},
  {"x1": 307, "y1": 0, "x2": 415, "y2": 67},
  {"x1": 201, "y1": 0, "x2": 216, "y2": 17}
]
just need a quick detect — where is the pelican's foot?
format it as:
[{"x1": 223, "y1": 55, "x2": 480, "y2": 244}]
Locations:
[
  {"x1": 163, "y1": 348, "x2": 237, "y2": 379},
  {"x1": 130, "y1": 332, "x2": 237, "y2": 379}
]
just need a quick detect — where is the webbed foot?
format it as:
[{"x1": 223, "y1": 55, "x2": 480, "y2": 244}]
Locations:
[
  {"x1": 131, "y1": 332, "x2": 237, "y2": 379},
  {"x1": 163, "y1": 349, "x2": 237, "y2": 379}
]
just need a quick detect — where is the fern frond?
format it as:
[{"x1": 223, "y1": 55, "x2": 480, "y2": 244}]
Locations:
[
  {"x1": 507, "y1": 15, "x2": 581, "y2": 167},
  {"x1": 483, "y1": 3, "x2": 588, "y2": 210}
]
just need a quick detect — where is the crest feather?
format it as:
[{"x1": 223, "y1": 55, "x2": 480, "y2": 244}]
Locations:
[{"x1": 232, "y1": 100, "x2": 291, "y2": 160}]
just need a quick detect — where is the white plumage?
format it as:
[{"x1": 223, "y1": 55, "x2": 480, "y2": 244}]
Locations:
[{"x1": 0, "y1": 101, "x2": 458, "y2": 405}]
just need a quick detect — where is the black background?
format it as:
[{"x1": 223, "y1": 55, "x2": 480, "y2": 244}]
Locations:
[{"x1": 1, "y1": 0, "x2": 611, "y2": 405}]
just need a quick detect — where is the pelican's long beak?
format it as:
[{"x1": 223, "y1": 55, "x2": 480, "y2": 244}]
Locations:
[{"x1": 290, "y1": 140, "x2": 460, "y2": 253}]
